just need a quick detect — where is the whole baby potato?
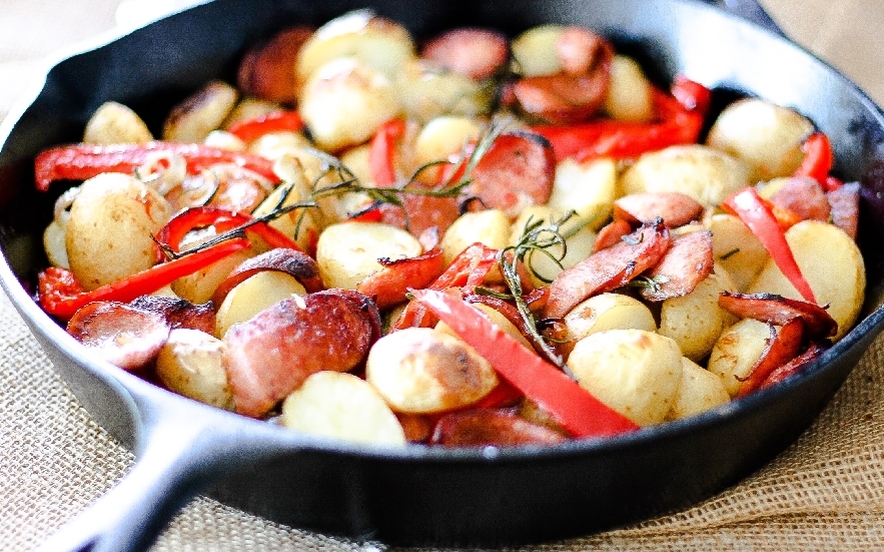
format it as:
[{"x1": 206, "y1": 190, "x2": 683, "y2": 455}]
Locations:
[
  {"x1": 65, "y1": 173, "x2": 172, "y2": 290},
  {"x1": 366, "y1": 327, "x2": 498, "y2": 414},
  {"x1": 546, "y1": 157, "x2": 617, "y2": 230},
  {"x1": 567, "y1": 329, "x2": 683, "y2": 426},
  {"x1": 440, "y1": 209, "x2": 511, "y2": 266},
  {"x1": 619, "y1": 144, "x2": 751, "y2": 206},
  {"x1": 707, "y1": 213, "x2": 769, "y2": 291},
  {"x1": 509, "y1": 205, "x2": 597, "y2": 286},
  {"x1": 705, "y1": 98, "x2": 814, "y2": 183}
]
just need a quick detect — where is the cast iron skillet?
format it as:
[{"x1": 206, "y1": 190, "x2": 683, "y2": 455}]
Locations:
[{"x1": 3, "y1": 0, "x2": 884, "y2": 550}]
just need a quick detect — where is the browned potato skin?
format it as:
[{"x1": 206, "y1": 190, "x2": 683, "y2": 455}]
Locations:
[{"x1": 224, "y1": 289, "x2": 381, "y2": 418}]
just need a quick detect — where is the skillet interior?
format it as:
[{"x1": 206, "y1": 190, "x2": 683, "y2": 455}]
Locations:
[{"x1": 2, "y1": 0, "x2": 884, "y2": 546}]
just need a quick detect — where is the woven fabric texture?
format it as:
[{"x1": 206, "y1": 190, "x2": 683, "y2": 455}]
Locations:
[{"x1": 3, "y1": 1, "x2": 884, "y2": 550}]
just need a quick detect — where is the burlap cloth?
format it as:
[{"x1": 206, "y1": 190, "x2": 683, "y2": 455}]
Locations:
[{"x1": 4, "y1": 1, "x2": 884, "y2": 550}]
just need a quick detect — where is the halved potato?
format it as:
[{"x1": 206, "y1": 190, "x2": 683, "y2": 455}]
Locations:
[
  {"x1": 546, "y1": 157, "x2": 617, "y2": 230},
  {"x1": 708, "y1": 213, "x2": 769, "y2": 291},
  {"x1": 748, "y1": 220, "x2": 865, "y2": 341},
  {"x1": 603, "y1": 55, "x2": 653, "y2": 123},
  {"x1": 295, "y1": 10, "x2": 415, "y2": 83},
  {"x1": 666, "y1": 357, "x2": 730, "y2": 420},
  {"x1": 510, "y1": 24, "x2": 565, "y2": 77},
  {"x1": 163, "y1": 80, "x2": 239, "y2": 143},
  {"x1": 707, "y1": 318, "x2": 771, "y2": 397},
  {"x1": 658, "y1": 267, "x2": 738, "y2": 362},
  {"x1": 83, "y1": 101, "x2": 153, "y2": 145},
  {"x1": 316, "y1": 221, "x2": 423, "y2": 289},
  {"x1": 299, "y1": 57, "x2": 401, "y2": 152},
  {"x1": 281, "y1": 371, "x2": 406, "y2": 446},
  {"x1": 619, "y1": 144, "x2": 751, "y2": 206},
  {"x1": 215, "y1": 271, "x2": 308, "y2": 338},
  {"x1": 156, "y1": 328, "x2": 234, "y2": 410},
  {"x1": 560, "y1": 292, "x2": 657, "y2": 357},
  {"x1": 705, "y1": 98, "x2": 814, "y2": 183},
  {"x1": 440, "y1": 209, "x2": 510, "y2": 266}
]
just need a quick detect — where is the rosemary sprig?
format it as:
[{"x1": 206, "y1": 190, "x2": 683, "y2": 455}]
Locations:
[{"x1": 496, "y1": 211, "x2": 584, "y2": 370}]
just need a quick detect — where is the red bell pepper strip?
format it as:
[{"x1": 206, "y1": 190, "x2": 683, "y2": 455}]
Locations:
[
  {"x1": 722, "y1": 187, "x2": 817, "y2": 304},
  {"x1": 156, "y1": 206, "x2": 302, "y2": 255},
  {"x1": 368, "y1": 118, "x2": 406, "y2": 188},
  {"x1": 226, "y1": 110, "x2": 304, "y2": 143},
  {"x1": 34, "y1": 141, "x2": 279, "y2": 191},
  {"x1": 793, "y1": 132, "x2": 839, "y2": 190},
  {"x1": 38, "y1": 238, "x2": 250, "y2": 320},
  {"x1": 413, "y1": 288, "x2": 639, "y2": 439},
  {"x1": 531, "y1": 77, "x2": 709, "y2": 163}
]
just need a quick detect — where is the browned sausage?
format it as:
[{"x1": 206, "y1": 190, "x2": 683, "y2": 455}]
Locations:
[
  {"x1": 543, "y1": 219, "x2": 671, "y2": 319},
  {"x1": 356, "y1": 246, "x2": 445, "y2": 309},
  {"x1": 827, "y1": 181, "x2": 861, "y2": 240},
  {"x1": 613, "y1": 192, "x2": 704, "y2": 227},
  {"x1": 768, "y1": 176, "x2": 831, "y2": 223},
  {"x1": 593, "y1": 219, "x2": 634, "y2": 252},
  {"x1": 430, "y1": 408, "x2": 567, "y2": 446},
  {"x1": 224, "y1": 289, "x2": 381, "y2": 418},
  {"x1": 718, "y1": 290, "x2": 838, "y2": 341},
  {"x1": 421, "y1": 27, "x2": 509, "y2": 81},
  {"x1": 465, "y1": 132, "x2": 556, "y2": 218},
  {"x1": 130, "y1": 295, "x2": 216, "y2": 335},
  {"x1": 211, "y1": 248, "x2": 324, "y2": 307},
  {"x1": 639, "y1": 229, "x2": 713, "y2": 302},
  {"x1": 237, "y1": 26, "x2": 315, "y2": 104},
  {"x1": 66, "y1": 301, "x2": 171, "y2": 371},
  {"x1": 736, "y1": 318, "x2": 804, "y2": 397}
]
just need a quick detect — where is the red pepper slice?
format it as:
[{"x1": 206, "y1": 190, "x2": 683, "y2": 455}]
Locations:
[
  {"x1": 226, "y1": 110, "x2": 304, "y2": 143},
  {"x1": 368, "y1": 118, "x2": 406, "y2": 188},
  {"x1": 156, "y1": 206, "x2": 302, "y2": 255},
  {"x1": 531, "y1": 77, "x2": 709, "y2": 162},
  {"x1": 38, "y1": 238, "x2": 250, "y2": 320},
  {"x1": 413, "y1": 288, "x2": 639, "y2": 439},
  {"x1": 34, "y1": 141, "x2": 279, "y2": 191},
  {"x1": 722, "y1": 187, "x2": 817, "y2": 304},
  {"x1": 793, "y1": 132, "x2": 838, "y2": 190}
]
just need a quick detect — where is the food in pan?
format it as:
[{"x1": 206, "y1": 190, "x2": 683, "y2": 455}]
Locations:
[{"x1": 32, "y1": 10, "x2": 865, "y2": 447}]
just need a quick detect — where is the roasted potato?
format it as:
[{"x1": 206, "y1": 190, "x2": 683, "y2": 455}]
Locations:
[
  {"x1": 509, "y1": 205, "x2": 597, "y2": 286},
  {"x1": 666, "y1": 357, "x2": 730, "y2": 420},
  {"x1": 708, "y1": 213, "x2": 769, "y2": 291},
  {"x1": 366, "y1": 327, "x2": 498, "y2": 413},
  {"x1": 567, "y1": 329, "x2": 683, "y2": 426},
  {"x1": 705, "y1": 98, "x2": 815, "y2": 183},
  {"x1": 65, "y1": 173, "x2": 172, "y2": 290},
  {"x1": 619, "y1": 144, "x2": 751, "y2": 206},
  {"x1": 316, "y1": 221, "x2": 423, "y2": 289},
  {"x1": 83, "y1": 101, "x2": 153, "y2": 145},
  {"x1": 156, "y1": 328, "x2": 234, "y2": 410},
  {"x1": 163, "y1": 80, "x2": 239, "y2": 143},
  {"x1": 299, "y1": 57, "x2": 401, "y2": 152},
  {"x1": 546, "y1": 157, "x2": 617, "y2": 230},
  {"x1": 281, "y1": 371, "x2": 406, "y2": 445},
  {"x1": 707, "y1": 318, "x2": 772, "y2": 397},
  {"x1": 396, "y1": 59, "x2": 492, "y2": 123},
  {"x1": 559, "y1": 292, "x2": 657, "y2": 357},
  {"x1": 603, "y1": 55, "x2": 653, "y2": 123},
  {"x1": 748, "y1": 220, "x2": 865, "y2": 341},
  {"x1": 215, "y1": 271, "x2": 308, "y2": 338},
  {"x1": 510, "y1": 24, "x2": 565, "y2": 77},
  {"x1": 440, "y1": 209, "x2": 510, "y2": 266},
  {"x1": 295, "y1": 10, "x2": 415, "y2": 84},
  {"x1": 658, "y1": 267, "x2": 739, "y2": 362}
]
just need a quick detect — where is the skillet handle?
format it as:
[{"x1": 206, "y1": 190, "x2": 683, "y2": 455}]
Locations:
[
  {"x1": 706, "y1": 0, "x2": 787, "y2": 37},
  {"x1": 35, "y1": 400, "x2": 282, "y2": 552}
]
